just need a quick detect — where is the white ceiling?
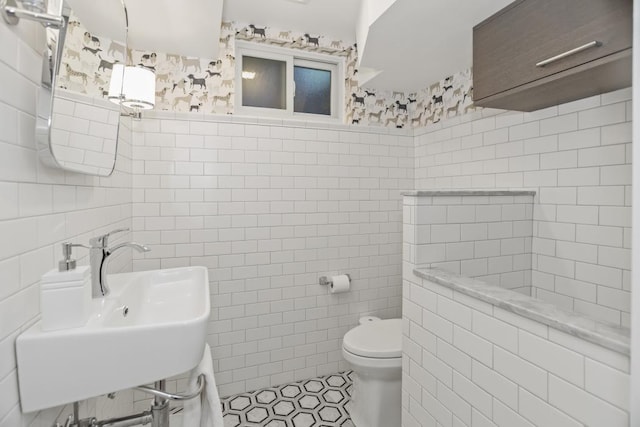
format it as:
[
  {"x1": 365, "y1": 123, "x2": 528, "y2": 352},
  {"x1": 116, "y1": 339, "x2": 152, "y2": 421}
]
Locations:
[
  {"x1": 73, "y1": 0, "x2": 513, "y2": 91},
  {"x1": 358, "y1": 0, "x2": 514, "y2": 92},
  {"x1": 222, "y1": 0, "x2": 362, "y2": 45},
  {"x1": 223, "y1": 0, "x2": 514, "y2": 92},
  {"x1": 127, "y1": 0, "x2": 222, "y2": 58},
  {"x1": 70, "y1": 0, "x2": 222, "y2": 59}
]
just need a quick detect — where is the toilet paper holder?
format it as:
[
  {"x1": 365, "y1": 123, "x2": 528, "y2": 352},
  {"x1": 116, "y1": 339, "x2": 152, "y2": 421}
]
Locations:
[{"x1": 319, "y1": 274, "x2": 351, "y2": 286}]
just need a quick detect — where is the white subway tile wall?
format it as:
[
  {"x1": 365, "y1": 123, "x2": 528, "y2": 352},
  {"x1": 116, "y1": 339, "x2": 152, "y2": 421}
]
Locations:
[
  {"x1": 414, "y1": 88, "x2": 632, "y2": 326},
  {"x1": 130, "y1": 112, "x2": 413, "y2": 396},
  {"x1": 401, "y1": 271, "x2": 630, "y2": 427},
  {"x1": 50, "y1": 92, "x2": 120, "y2": 175},
  {"x1": 0, "y1": 22, "x2": 133, "y2": 426},
  {"x1": 409, "y1": 195, "x2": 534, "y2": 294}
]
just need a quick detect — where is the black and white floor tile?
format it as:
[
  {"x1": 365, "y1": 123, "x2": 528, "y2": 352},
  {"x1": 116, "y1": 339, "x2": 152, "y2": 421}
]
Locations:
[{"x1": 220, "y1": 371, "x2": 354, "y2": 427}]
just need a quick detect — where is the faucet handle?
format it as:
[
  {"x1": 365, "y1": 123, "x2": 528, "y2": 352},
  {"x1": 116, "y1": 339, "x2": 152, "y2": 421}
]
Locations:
[{"x1": 89, "y1": 228, "x2": 130, "y2": 248}]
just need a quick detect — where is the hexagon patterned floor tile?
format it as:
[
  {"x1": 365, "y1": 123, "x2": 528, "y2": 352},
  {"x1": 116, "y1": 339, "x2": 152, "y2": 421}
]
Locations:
[{"x1": 220, "y1": 371, "x2": 353, "y2": 427}]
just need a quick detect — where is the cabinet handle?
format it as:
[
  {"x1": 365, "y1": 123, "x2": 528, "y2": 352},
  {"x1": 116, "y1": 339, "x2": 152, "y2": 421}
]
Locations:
[{"x1": 536, "y1": 41, "x2": 602, "y2": 67}]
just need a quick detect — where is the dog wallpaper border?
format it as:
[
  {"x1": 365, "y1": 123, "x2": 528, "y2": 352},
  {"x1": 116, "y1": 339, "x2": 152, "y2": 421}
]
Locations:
[{"x1": 58, "y1": 16, "x2": 477, "y2": 128}]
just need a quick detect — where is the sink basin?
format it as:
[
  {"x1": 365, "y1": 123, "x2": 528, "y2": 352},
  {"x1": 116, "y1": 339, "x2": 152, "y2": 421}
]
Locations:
[{"x1": 16, "y1": 266, "x2": 210, "y2": 412}]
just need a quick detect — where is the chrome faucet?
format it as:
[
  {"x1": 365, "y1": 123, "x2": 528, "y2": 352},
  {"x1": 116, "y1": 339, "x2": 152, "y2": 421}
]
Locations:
[{"x1": 89, "y1": 228, "x2": 150, "y2": 297}]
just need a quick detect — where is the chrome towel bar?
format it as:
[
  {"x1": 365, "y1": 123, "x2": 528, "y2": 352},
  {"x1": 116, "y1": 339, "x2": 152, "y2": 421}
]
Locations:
[
  {"x1": 136, "y1": 374, "x2": 206, "y2": 401},
  {"x1": 1, "y1": 0, "x2": 63, "y2": 27}
]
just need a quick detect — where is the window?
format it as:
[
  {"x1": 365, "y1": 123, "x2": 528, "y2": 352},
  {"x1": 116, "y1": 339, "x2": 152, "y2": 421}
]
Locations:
[
  {"x1": 235, "y1": 42, "x2": 343, "y2": 120},
  {"x1": 294, "y1": 61, "x2": 332, "y2": 116}
]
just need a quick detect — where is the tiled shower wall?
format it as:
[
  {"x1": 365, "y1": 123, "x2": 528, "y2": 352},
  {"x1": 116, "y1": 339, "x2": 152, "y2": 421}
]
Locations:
[
  {"x1": 414, "y1": 88, "x2": 633, "y2": 327},
  {"x1": 405, "y1": 193, "x2": 534, "y2": 294},
  {"x1": 402, "y1": 268, "x2": 630, "y2": 427},
  {"x1": 130, "y1": 113, "x2": 412, "y2": 396},
  {"x1": 0, "y1": 21, "x2": 133, "y2": 426}
]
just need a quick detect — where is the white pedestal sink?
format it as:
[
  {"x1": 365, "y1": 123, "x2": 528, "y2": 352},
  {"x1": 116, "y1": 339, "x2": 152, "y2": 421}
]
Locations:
[{"x1": 16, "y1": 266, "x2": 210, "y2": 413}]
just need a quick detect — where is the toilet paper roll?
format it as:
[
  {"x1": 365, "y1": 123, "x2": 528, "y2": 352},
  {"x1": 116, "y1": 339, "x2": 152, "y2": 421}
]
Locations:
[{"x1": 329, "y1": 274, "x2": 350, "y2": 294}]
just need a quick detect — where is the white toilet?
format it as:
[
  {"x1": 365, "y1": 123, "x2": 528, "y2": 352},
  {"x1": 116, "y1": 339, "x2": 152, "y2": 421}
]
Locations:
[{"x1": 342, "y1": 318, "x2": 402, "y2": 427}]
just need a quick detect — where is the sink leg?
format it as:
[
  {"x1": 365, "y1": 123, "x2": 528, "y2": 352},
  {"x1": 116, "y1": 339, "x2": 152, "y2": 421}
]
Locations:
[{"x1": 151, "y1": 380, "x2": 170, "y2": 427}]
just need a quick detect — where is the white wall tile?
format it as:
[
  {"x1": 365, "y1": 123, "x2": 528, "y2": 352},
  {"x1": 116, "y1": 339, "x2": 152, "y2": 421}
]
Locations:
[
  {"x1": 585, "y1": 358, "x2": 629, "y2": 409},
  {"x1": 438, "y1": 297, "x2": 472, "y2": 329},
  {"x1": 601, "y1": 122, "x2": 632, "y2": 145},
  {"x1": 539, "y1": 150, "x2": 577, "y2": 170},
  {"x1": 436, "y1": 339, "x2": 471, "y2": 378},
  {"x1": 555, "y1": 205, "x2": 598, "y2": 225},
  {"x1": 518, "y1": 330, "x2": 584, "y2": 386},
  {"x1": 0, "y1": 183, "x2": 18, "y2": 220},
  {"x1": 575, "y1": 224, "x2": 623, "y2": 247},
  {"x1": 407, "y1": 397, "x2": 436, "y2": 427},
  {"x1": 557, "y1": 167, "x2": 600, "y2": 187},
  {"x1": 471, "y1": 360, "x2": 517, "y2": 410},
  {"x1": 436, "y1": 381, "x2": 471, "y2": 426},
  {"x1": 471, "y1": 311, "x2": 517, "y2": 353},
  {"x1": 575, "y1": 262, "x2": 622, "y2": 289},
  {"x1": 538, "y1": 187, "x2": 576, "y2": 205},
  {"x1": 578, "y1": 145, "x2": 626, "y2": 167},
  {"x1": 549, "y1": 375, "x2": 628, "y2": 426},
  {"x1": 453, "y1": 326, "x2": 492, "y2": 367},
  {"x1": 518, "y1": 388, "x2": 582, "y2": 427},
  {"x1": 493, "y1": 347, "x2": 547, "y2": 399},
  {"x1": 601, "y1": 165, "x2": 632, "y2": 185},
  {"x1": 452, "y1": 371, "x2": 492, "y2": 418},
  {"x1": 540, "y1": 113, "x2": 577, "y2": 136},
  {"x1": 558, "y1": 128, "x2": 600, "y2": 150},
  {"x1": 408, "y1": 357, "x2": 437, "y2": 395},
  {"x1": 578, "y1": 103, "x2": 626, "y2": 129},
  {"x1": 492, "y1": 399, "x2": 535, "y2": 427},
  {"x1": 509, "y1": 122, "x2": 539, "y2": 141}
]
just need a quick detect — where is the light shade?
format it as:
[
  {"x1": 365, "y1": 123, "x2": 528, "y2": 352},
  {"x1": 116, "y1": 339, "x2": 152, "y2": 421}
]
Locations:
[{"x1": 108, "y1": 64, "x2": 156, "y2": 110}]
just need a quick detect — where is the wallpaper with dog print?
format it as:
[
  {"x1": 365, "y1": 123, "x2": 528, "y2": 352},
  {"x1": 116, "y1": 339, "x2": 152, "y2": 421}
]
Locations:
[
  {"x1": 58, "y1": 15, "x2": 477, "y2": 128},
  {"x1": 56, "y1": 12, "x2": 126, "y2": 97},
  {"x1": 347, "y1": 68, "x2": 476, "y2": 129},
  {"x1": 138, "y1": 22, "x2": 354, "y2": 114}
]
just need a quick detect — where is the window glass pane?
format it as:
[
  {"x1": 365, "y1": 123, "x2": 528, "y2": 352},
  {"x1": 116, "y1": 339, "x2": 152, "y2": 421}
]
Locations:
[
  {"x1": 294, "y1": 66, "x2": 331, "y2": 116},
  {"x1": 242, "y1": 56, "x2": 286, "y2": 110}
]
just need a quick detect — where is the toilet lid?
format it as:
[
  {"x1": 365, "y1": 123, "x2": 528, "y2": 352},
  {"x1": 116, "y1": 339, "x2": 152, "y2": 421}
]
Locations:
[{"x1": 343, "y1": 318, "x2": 402, "y2": 358}]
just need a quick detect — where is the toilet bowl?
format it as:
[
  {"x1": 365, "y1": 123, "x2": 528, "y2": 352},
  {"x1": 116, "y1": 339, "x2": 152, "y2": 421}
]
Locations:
[{"x1": 342, "y1": 318, "x2": 402, "y2": 427}]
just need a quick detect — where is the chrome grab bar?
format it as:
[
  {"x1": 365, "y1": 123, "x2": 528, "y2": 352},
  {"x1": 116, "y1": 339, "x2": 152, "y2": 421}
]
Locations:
[
  {"x1": 135, "y1": 374, "x2": 205, "y2": 401},
  {"x1": 536, "y1": 41, "x2": 601, "y2": 67}
]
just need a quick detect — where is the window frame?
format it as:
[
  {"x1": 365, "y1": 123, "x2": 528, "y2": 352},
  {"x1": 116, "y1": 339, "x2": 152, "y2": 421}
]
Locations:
[{"x1": 235, "y1": 41, "x2": 344, "y2": 122}]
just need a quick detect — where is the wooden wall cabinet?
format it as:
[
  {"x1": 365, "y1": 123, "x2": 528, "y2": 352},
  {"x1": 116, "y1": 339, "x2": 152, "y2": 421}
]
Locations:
[{"x1": 473, "y1": 0, "x2": 632, "y2": 112}]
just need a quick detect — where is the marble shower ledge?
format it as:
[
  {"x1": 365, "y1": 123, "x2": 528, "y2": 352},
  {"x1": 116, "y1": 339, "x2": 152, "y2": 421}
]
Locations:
[
  {"x1": 413, "y1": 268, "x2": 630, "y2": 355},
  {"x1": 402, "y1": 190, "x2": 537, "y2": 197}
]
